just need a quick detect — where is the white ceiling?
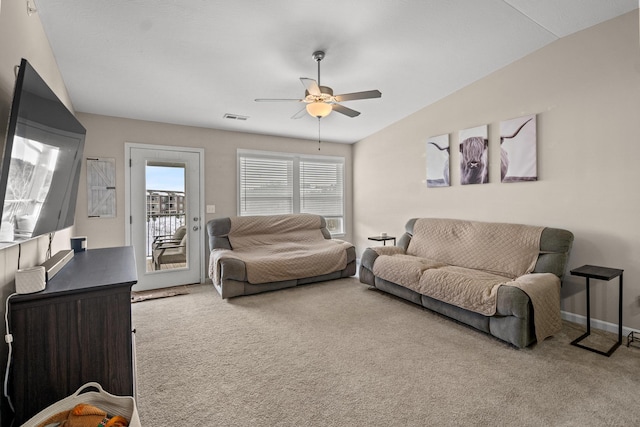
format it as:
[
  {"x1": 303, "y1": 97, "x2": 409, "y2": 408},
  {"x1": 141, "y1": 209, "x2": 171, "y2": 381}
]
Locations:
[{"x1": 34, "y1": 0, "x2": 637, "y2": 144}]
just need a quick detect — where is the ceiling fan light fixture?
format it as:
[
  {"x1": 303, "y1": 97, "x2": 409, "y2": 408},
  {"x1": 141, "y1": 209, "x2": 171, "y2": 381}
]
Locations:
[
  {"x1": 306, "y1": 102, "x2": 332, "y2": 118},
  {"x1": 255, "y1": 50, "x2": 380, "y2": 121}
]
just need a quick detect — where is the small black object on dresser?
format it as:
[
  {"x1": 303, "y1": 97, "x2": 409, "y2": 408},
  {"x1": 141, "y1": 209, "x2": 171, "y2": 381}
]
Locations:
[{"x1": 8, "y1": 246, "x2": 137, "y2": 425}]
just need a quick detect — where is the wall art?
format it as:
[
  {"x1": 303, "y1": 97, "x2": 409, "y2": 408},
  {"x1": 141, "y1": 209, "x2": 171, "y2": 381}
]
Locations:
[
  {"x1": 426, "y1": 134, "x2": 450, "y2": 187},
  {"x1": 458, "y1": 125, "x2": 488, "y2": 185},
  {"x1": 499, "y1": 115, "x2": 537, "y2": 183},
  {"x1": 87, "y1": 157, "x2": 116, "y2": 218}
]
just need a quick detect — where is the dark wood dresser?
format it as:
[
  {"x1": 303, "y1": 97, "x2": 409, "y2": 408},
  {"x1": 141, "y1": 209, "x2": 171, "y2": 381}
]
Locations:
[{"x1": 9, "y1": 246, "x2": 137, "y2": 425}]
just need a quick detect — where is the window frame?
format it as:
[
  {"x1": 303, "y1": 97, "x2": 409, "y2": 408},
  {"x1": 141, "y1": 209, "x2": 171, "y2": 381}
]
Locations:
[{"x1": 237, "y1": 149, "x2": 346, "y2": 237}]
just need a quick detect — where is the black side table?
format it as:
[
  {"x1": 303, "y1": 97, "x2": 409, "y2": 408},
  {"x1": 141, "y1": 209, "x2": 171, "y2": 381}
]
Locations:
[
  {"x1": 368, "y1": 236, "x2": 396, "y2": 246},
  {"x1": 570, "y1": 264, "x2": 623, "y2": 357}
]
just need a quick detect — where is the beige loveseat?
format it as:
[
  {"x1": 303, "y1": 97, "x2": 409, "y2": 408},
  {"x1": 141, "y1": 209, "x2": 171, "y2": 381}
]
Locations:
[
  {"x1": 359, "y1": 218, "x2": 574, "y2": 348},
  {"x1": 207, "y1": 214, "x2": 356, "y2": 298}
]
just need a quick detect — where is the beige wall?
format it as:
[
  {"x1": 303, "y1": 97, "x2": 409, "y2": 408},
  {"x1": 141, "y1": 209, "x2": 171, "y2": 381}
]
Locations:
[
  {"x1": 353, "y1": 11, "x2": 640, "y2": 331},
  {"x1": 0, "y1": 6, "x2": 637, "y2": 409},
  {"x1": 74, "y1": 113, "x2": 354, "y2": 258},
  {"x1": 0, "y1": 0, "x2": 77, "y2": 421}
]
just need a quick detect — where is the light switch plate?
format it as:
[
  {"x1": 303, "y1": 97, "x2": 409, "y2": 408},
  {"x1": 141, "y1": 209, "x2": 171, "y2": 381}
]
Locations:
[{"x1": 206, "y1": 205, "x2": 216, "y2": 214}]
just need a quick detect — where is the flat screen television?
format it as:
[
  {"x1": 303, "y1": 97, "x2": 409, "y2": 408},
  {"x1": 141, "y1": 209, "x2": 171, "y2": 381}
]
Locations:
[{"x1": 0, "y1": 58, "x2": 86, "y2": 248}]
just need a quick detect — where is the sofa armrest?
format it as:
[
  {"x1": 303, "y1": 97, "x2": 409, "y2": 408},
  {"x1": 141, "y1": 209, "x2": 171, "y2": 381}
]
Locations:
[
  {"x1": 358, "y1": 248, "x2": 378, "y2": 286},
  {"x1": 219, "y1": 258, "x2": 247, "y2": 282},
  {"x1": 359, "y1": 246, "x2": 407, "y2": 286},
  {"x1": 360, "y1": 248, "x2": 379, "y2": 272},
  {"x1": 361, "y1": 245, "x2": 406, "y2": 271},
  {"x1": 495, "y1": 286, "x2": 531, "y2": 319}
]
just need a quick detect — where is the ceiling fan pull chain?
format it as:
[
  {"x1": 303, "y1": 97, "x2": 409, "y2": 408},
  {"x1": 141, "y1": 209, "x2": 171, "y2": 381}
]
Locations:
[{"x1": 318, "y1": 117, "x2": 321, "y2": 151}]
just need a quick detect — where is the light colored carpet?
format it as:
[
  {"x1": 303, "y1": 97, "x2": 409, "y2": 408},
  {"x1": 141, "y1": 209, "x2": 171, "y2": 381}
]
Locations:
[{"x1": 131, "y1": 278, "x2": 640, "y2": 426}]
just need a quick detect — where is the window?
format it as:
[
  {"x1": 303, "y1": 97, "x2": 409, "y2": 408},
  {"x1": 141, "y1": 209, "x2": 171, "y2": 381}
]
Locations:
[
  {"x1": 299, "y1": 158, "x2": 344, "y2": 234},
  {"x1": 238, "y1": 150, "x2": 345, "y2": 235}
]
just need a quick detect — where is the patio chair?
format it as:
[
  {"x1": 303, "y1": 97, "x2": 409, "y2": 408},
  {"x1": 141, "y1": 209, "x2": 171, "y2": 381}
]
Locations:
[
  {"x1": 151, "y1": 226, "x2": 187, "y2": 270},
  {"x1": 152, "y1": 233, "x2": 187, "y2": 270},
  {"x1": 152, "y1": 226, "x2": 186, "y2": 250}
]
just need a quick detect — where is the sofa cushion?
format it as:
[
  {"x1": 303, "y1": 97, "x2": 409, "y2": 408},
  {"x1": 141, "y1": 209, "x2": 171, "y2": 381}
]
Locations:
[
  {"x1": 228, "y1": 213, "x2": 324, "y2": 249},
  {"x1": 417, "y1": 266, "x2": 511, "y2": 316},
  {"x1": 372, "y1": 254, "x2": 447, "y2": 290},
  {"x1": 236, "y1": 240, "x2": 350, "y2": 284},
  {"x1": 209, "y1": 213, "x2": 352, "y2": 285},
  {"x1": 407, "y1": 218, "x2": 543, "y2": 278}
]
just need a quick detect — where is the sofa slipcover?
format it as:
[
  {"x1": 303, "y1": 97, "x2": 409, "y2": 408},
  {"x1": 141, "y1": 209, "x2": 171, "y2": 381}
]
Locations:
[
  {"x1": 208, "y1": 214, "x2": 356, "y2": 298},
  {"x1": 359, "y1": 218, "x2": 573, "y2": 348}
]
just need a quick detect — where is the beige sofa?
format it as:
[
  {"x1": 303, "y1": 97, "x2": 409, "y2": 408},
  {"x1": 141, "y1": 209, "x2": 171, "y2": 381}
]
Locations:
[
  {"x1": 207, "y1": 214, "x2": 356, "y2": 298},
  {"x1": 359, "y1": 218, "x2": 574, "y2": 348}
]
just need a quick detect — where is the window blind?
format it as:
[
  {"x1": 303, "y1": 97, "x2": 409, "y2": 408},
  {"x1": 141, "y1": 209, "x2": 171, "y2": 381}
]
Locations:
[
  {"x1": 300, "y1": 159, "x2": 344, "y2": 217},
  {"x1": 239, "y1": 155, "x2": 293, "y2": 216},
  {"x1": 238, "y1": 150, "x2": 345, "y2": 234}
]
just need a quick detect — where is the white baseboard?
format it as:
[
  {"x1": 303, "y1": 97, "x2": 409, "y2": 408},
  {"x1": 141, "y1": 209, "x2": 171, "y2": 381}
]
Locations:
[{"x1": 561, "y1": 310, "x2": 638, "y2": 337}]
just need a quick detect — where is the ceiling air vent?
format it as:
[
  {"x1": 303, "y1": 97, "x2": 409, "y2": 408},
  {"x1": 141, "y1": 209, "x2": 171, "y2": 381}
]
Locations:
[{"x1": 223, "y1": 113, "x2": 249, "y2": 121}]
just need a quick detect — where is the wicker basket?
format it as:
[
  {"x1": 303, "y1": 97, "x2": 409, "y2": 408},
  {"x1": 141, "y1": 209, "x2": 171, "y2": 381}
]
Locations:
[{"x1": 21, "y1": 382, "x2": 140, "y2": 427}]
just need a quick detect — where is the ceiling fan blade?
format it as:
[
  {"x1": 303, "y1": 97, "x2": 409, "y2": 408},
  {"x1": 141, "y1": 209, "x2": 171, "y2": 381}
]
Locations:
[
  {"x1": 255, "y1": 98, "x2": 303, "y2": 102},
  {"x1": 300, "y1": 78, "x2": 321, "y2": 96},
  {"x1": 334, "y1": 90, "x2": 382, "y2": 102},
  {"x1": 332, "y1": 103, "x2": 360, "y2": 118},
  {"x1": 291, "y1": 106, "x2": 308, "y2": 119}
]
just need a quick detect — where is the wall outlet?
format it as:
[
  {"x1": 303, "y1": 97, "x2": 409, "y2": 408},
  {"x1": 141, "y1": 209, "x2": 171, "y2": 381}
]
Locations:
[{"x1": 206, "y1": 205, "x2": 216, "y2": 214}]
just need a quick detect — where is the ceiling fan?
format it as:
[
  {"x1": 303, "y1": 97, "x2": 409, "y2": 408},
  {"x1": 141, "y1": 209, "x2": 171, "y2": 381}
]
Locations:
[{"x1": 255, "y1": 50, "x2": 382, "y2": 119}]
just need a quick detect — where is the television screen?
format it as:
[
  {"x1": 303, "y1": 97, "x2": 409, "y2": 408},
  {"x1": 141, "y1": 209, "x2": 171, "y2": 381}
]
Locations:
[{"x1": 0, "y1": 58, "x2": 86, "y2": 247}]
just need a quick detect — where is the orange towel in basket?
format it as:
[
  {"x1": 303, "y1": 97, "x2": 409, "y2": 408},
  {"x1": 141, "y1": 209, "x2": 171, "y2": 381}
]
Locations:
[{"x1": 39, "y1": 403, "x2": 128, "y2": 427}]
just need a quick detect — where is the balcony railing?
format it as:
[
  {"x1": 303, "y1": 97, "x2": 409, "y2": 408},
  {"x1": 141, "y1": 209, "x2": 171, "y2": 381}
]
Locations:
[{"x1": 146, "y1": 213, "x2": 186, "y2": 257}]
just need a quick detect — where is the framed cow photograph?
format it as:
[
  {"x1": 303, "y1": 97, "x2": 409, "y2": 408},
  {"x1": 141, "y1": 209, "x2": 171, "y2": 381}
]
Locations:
[
  {"x1": 426, "y1": 134, "x2": 450, "y2": 187},
  {"x1": 458, "y1": 125, "x2": 488, "y2": 185},
  {"x1": 499, "y1": 115, "x2": 537, "y2": 183}
]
